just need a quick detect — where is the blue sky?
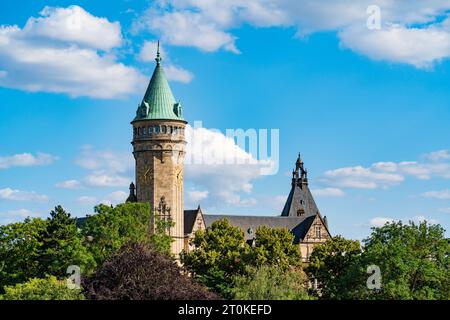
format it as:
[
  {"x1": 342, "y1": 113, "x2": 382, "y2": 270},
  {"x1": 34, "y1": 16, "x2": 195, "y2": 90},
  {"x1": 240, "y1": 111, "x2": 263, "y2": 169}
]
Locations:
[{"x1": 0, "y1": 0, "x2": 449, "y2": 240}]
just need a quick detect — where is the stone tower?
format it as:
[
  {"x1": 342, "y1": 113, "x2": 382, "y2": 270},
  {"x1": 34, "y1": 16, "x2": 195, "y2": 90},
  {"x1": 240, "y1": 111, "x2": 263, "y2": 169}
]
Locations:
[{"x1": 129, "y1": 42, "x2": 187, "y2": 256}]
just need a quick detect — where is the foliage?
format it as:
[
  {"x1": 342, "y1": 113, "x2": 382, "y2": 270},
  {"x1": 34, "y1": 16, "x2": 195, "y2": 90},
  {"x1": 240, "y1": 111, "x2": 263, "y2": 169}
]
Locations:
[
  {"x1": 81, "y1": 202, "x2": 173, "y2": 266},
  {"x1": 0, "y1": 206, "x2": 95, "y2": 290},
  {"x1": 308, "y1": 222, "x2": 450, "y2": 300},
  {"x1": 0, "y1": 218, "x2": 48, "y2": 289},
  {"x1": 355, "y1": 221, "x2": 450, "y2": 300},
  {"x1": 83, "y1": 242, "x2": 218, "y2": 300},
  {"x1": 180, "y1": 219, "x2": 249, "y2": 298},
  {"x1": 37, "y1": 206, "x2": 96, "y2": 278},
  {"x1": 0, "y1": 276, "x2": 84, "y2": 300},
  {"x1": 231, "y1": 265, "x2": 312, "y2": 300},
  {"x1": 182, "y1": 220, "x2": 306, "y2": 298},
  {"x1": 307, "y1": 235, "x2": 361, "y2": 299},
  {"x1": 252, "y1": 226, "x2": 302, "y2": 269}
]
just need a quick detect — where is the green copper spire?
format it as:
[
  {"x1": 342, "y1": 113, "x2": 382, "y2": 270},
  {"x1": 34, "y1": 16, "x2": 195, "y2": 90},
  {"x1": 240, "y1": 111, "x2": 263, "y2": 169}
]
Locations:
[{"x1": 133, "y1": 41, "x2": 184, "y2": 122}]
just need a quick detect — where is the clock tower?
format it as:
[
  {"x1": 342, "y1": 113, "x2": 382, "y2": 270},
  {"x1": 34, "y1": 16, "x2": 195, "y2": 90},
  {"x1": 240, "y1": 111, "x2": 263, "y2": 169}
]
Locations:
[{"x1": 129, "y1": 42, "x2": 187, "y2": 256}]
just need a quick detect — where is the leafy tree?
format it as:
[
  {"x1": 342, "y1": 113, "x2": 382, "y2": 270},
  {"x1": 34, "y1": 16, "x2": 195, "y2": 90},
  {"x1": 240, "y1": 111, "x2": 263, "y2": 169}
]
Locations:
[
  {"x1": 181, "y1": 219, "x2": 249, "y2": 298},
  {"x1": 307, "y1": 235, "x2": 361, "y2": 299},
  {"x1": 81, "y1": 202, "x2": 173, "y2": 266},
  {"x1": 231, "y1": 265, "x2": 312, "y2": 300},
  {"x1": 0, "y1": 218, "x2": 48, "y2": 289},
  {"x1": 0, "y1": 276, "x2": 84, "y2": 300},
  {"x1": 252, "y1": 226, "x2": 302, "y2": 269},
  {"x1": 37, "y1": 206, "x2": 95, "y2": 278},
  {"x1": 355, "y1": 221, "x2": 450, "y2": 300},
  {"x1": 83, "y1": 242, "x2": 218, "y2": 300}
]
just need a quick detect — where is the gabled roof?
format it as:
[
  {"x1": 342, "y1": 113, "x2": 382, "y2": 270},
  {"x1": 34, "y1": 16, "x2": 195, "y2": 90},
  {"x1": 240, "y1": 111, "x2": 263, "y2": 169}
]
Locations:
[
  {"x1": 184, "y1": 207, "x2": 204, "y2": 235},
  {"x1": 202, "y1": 214, "x2": 314, "y2": 244},
  {"x1": 133, "y1": 42, "x2": 184, "y2": 122}
]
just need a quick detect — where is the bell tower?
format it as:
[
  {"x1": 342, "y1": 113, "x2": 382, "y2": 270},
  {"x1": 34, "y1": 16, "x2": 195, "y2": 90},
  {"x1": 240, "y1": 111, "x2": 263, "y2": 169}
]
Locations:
[{"x1": 129, "y1": 42, "x2": 187, "y2": 256}]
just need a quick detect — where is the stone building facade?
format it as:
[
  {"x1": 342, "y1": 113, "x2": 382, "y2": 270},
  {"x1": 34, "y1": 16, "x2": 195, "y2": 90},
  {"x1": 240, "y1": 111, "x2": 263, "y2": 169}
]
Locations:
[{"x1": 127, "y1": 44, "x2": 330, "y2": 261}]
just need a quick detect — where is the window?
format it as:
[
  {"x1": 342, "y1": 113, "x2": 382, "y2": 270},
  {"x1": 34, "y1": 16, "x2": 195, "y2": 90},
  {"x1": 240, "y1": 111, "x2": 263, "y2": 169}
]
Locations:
[
  {"x1": 297, "y1": 209, "x2": 305, "y2": 217},
  {"x1": 315, "y1": 226, "x2": 321, "y2": 238},
  {"x1": 155, "y1": 126, "x2": 159, "y2": 134},
  {"x1": 142, "y1": 127, "x2": 146, "y2": 135},
  {"x1": 162, "y1": 125, "x2": 167, "y2": 133},
  {"x1": 148, "y1": 126, "x2": 153, "y2": 136},
  {"x1": 138, "y1": 127, "x2": 141, "y2": 135}
]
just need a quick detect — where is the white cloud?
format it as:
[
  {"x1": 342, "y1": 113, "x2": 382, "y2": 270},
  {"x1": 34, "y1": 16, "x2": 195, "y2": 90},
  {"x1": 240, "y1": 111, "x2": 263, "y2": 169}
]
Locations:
[
  {"x1": 77, "y1": 190, "x2": 128, "y2": 206},
  {"x1": 370, "y1": 216, "x2": 396, "y2": 227},
  {"x1": 339, "y1": 23, "x2": 450, "y2": 69},
  {"x1": 369, "y1": 215, "x2": 438, "y2": 228},
  {"x1": 0, "y1": 152, "x2": 57, "y2": 169},
  {"x1": 311, "y1": 188, "x2": 346, "y2": 197},
  {"x1": 320, "y1": 165, "x2": 404, "y2": 189},
  {"x1": 187, "y1": 190, "x2": 209, "y2": 204},
  {"x1": 424, "y1": 149, "x2": 450, "y2": 162},
  {"x1": 139, "y1": 41, "x2": 194, "y2": 83},
  {"x1": 164, "y1": 65, "x2": 194, "y2": 83},
  {"x1": 134, "y1": 1, "x2": 450, "y2": 67},
  {"x1": 84, "y1": 173, "x2": 131, "y2": 187},
  {"x1": 0, "y1": 209, "x2": 43, "y2": 224},
  {"x1": 412, "y1": 215, "x2": 438, "y2": 224},
  {"x1": 76, "y1": 145, "x2": 133, "y2": 188},
  {"x1": 22, "y1": 6, "x2": 122, "y2": 51},
  {"x1": 422, "y1": 189, "x2": 450, "y2": 200},
  {"x1": 136, "y1": 9, "x2": 239, "y2": 53},
  {"x1": 320, "y1": 150, "x2": 450, "y2": 190},
  {"x1": 76, "y1": 195, "x2": 97, "y2": 206},
  {"x1": 438, "y1": 207, "x2": 450, "y2": 214},
  {"x1": 76, "y1": 145, "x2": 133, "y2": 173},
  {"x1": 55, "y1": 179, "x2": 81, "y2": 189},
  {"x1": 0, "y1": 5, "x2": 145, "y2": 98},
  {"x1": 185, "y1": 125, "x2": 271, "y2": 207},
  {"x1": 0, "y1": 188, "x2": 48, "y2": 202}
]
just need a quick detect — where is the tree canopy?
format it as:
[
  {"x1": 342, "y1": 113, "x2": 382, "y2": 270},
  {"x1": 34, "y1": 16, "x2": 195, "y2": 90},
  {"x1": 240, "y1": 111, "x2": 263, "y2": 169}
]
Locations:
[
  {"x1": 0, "y1": 276, "x2": 84, "y2": 300},
  {"x1": 83, "y1": 242, "x2": 218, "y2": 300}
]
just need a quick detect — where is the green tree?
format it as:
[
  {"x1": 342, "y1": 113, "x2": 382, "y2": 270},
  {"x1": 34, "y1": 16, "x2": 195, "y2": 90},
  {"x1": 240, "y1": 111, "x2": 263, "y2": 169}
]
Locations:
[
  {"x1": 252, "y1": 226, "x2": 302, "y2": 269},
  {"x1": 37, "y1": 206, "x2": 95, "y2": 278},
  {"x1": 356, "y1": 221, "x2": 450, "y2": 300},
  {"x1": 231, "y1": 265, "x2": 312, "y2": 300},
  {"x1": 0, "y1": 217, "x2": 48, "y2": 289},
  {"x1": 0, "y1": 276, "x2": 84, "y2": 300},
  {"x1": 81, "y1": 202, "x2": 173, "y2": 265},
  {"x1": 181, "y1": 219, "x2": 249, "y2": 298},
  {"x1": 307, "y1": 236, "x2": 361, "y2": 299}
]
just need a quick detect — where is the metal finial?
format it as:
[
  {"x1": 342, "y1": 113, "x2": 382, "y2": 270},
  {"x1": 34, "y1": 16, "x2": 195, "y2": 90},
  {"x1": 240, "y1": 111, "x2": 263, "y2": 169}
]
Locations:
[{"x1": 155, "y1": 40, "x2": 161, "y2": 65}]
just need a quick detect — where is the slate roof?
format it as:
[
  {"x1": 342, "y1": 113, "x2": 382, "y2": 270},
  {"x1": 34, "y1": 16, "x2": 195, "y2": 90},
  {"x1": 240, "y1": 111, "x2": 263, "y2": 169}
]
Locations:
[
  {"x1": 202, "y1": 214, "x2": 316, "y2": 244},
  {"x1": 281, "y1": 154, "x2": 320, "y2": 217},
  {"x1": 281, "y1": 184, "x2": 320, "y2": 218},
  {"x1": 184, "y1": 209, "x2": 201, "y2": 235}
]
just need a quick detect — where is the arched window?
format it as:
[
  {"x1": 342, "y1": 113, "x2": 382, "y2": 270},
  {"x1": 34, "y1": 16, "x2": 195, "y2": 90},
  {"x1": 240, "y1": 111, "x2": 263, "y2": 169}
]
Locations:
[
  {"x1": 168, "y1": 126, "x2": 173, "y2": 134},
  {"x1": 162, "y1": 125, "x2": 167, "y2": 134},
  {"x1": 148, "y1": 126, "x2": 153, "y2": 136},
  {"x1": 138, "y1": 127, "x2": 141, "y2": 135},
  {"x1": 142, "y1": 127, "x2": 146, "y2": 135},
  {"x1": 155, "y1": 126, "x2": 159, "y2": 134},
  {"x1": 173, "y1": 127, "x2": 178, "y2": 135}
]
